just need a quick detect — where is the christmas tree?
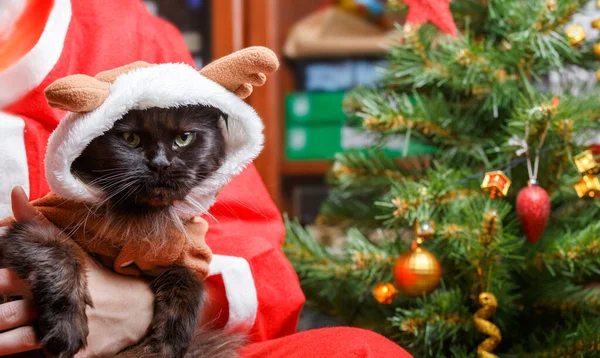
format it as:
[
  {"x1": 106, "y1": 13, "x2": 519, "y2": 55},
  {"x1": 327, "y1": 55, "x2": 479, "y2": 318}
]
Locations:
[{"x1": 284, "y1": 0, "x2": 600, "y2": 357}]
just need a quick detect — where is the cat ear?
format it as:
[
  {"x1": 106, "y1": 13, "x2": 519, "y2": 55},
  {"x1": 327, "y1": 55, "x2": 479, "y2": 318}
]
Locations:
[
  {"x1": 94, "y1": 61, "x2": 152, "y2": 82},
  {"x1": 200, "y1": 46, "x2": 279, "y2": 99},
  {"x1": 45, "y1": 74, "x2": 110, "y2": 113}
]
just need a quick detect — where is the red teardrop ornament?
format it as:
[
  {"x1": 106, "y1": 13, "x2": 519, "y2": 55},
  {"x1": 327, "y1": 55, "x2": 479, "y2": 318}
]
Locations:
[{"x1": 516, "y1": 184, "x2": 550, "y2": 243}]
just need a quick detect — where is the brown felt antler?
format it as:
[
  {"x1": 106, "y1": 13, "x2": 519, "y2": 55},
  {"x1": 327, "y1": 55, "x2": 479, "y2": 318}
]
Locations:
[
  {"x1": 44, "y1": 46, "x2": 279, "y2": 112},
  {"x1": 45, "y1": 61, "x2": 152, "y2": 113},
  {"x1": 200, "y1": 46, "x2": 279, "y2": 99},
  {"x1": 45, "y1": 75, "x2": 110, "y2": 112},
  {"x1": 94, "y1": 61, "x2": 152, "y2": 83}
]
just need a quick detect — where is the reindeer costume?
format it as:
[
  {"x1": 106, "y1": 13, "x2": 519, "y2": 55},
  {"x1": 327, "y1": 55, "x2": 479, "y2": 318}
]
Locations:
[{"x1": 4, "y1": 47, "x2": 278, "y2": 279}]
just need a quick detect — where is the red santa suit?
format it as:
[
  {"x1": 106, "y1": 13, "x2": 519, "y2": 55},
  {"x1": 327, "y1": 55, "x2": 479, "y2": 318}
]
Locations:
[{"x1": 0, "y1": 0, "x2": 411, "y2": 357}]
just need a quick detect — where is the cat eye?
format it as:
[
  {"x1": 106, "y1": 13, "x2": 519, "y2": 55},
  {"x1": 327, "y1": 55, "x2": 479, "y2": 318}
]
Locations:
[
  {"x1": 174, "y1": 132, "x2": 196, "y2": 147},
  {"x1": 122, "y1": 132, "x2": 141, "y2": 147}
]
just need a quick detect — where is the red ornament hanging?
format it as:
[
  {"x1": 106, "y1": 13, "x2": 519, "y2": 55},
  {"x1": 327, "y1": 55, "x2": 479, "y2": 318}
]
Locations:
[
  {"x1": 401, "y1": 0, "x2": 458, "y2": 37},
  {"x1": 511, "y1": 111, "x2": 553, "y2": 243},
  {"x1": 516, "y1": 182, "x2": 550, "y2": 243}
]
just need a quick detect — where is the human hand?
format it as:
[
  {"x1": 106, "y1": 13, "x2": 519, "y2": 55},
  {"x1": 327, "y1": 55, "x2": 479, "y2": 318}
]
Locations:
[
  {"x1": 0, "y1": 187, "x2": 155, "y2": 357},
  {"x1": 74, "y1": 257, "x2": 154, "y2": 357}
]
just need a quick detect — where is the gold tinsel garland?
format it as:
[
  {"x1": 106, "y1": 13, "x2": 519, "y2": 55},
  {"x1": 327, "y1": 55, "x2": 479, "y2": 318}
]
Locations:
[
  {"x1": 362, "y1": 115, "x2": 452, "y2": 138},
  {"x1": 530, "y1": 240, "x2": 600, "y2": 269},
  {"x1": 533, "y1": 294, "x2": 600, "y2": 312},
  {"x1": 402, "y1": 23, "x2": 428, "y2": 59},
  {"x1": 392, "y1": 189, "x2": 483, "y2": 219},
  {"x1": 529, "y1": 337, "x2": 600, "y2": 357},
  {"x1": 480, "y1": 210, "x2": 498, "y2": 245},
  {"x1": 332, "y1": 162, "x2": 406, "y2": 181},
  {"x1": 554, "y1": 118, "x2": 574, "y2": 142},
  {"x1": 399, "y1": 314, "x2": 468, "y2": 335},
  {"x1": 352, "y1": 251, "x2": 395, "y2": 269},
  {"x1": 473, "y1": 292, "x2": 501, "y2": 358},
  {"x1": 442, "y1": 223, "x2": 465, "y2": 239}
]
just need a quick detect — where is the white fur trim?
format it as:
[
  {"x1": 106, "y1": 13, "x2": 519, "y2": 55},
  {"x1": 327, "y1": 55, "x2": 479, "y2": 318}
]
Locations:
[
  {"x1": 45, "y1": 63, "x2": 264, "y2": 217},
  {"x1": 208, "y1": 255, "x2": 257, "y2": 331},
  {"x1": 0, "y1": 112, "x2": 30, "y2": 219},
  {"x1": 0, "y1": 0, "x2": 71, "y2": 108}
]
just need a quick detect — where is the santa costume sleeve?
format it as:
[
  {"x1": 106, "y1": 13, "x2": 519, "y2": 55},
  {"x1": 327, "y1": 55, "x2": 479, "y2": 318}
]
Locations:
[{"x1": 0, "y1": 0, "x2": 303, "y2": 343}]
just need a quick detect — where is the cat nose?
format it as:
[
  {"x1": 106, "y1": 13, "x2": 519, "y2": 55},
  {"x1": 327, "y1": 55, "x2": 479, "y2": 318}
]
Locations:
[{"x1": 149, "y1": 153, "x2": 171, "y2": 173}]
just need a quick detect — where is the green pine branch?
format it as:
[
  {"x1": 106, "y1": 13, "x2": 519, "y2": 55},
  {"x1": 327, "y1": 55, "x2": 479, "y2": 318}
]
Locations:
[
  {"x1": 284, "y1": 0, "x2": 600, "y2": 355},
  {"x1": 390, "y1": 289, "x2": 477, "y2": 358},
  {"x1": 526, "y1": 220, "x2": 600, "y2": 281}
]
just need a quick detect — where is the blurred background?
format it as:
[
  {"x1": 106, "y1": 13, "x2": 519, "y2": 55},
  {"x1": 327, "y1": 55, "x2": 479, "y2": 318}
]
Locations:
[{"x1": 143, "y1": 0, "x2": 422, "y2": 223}]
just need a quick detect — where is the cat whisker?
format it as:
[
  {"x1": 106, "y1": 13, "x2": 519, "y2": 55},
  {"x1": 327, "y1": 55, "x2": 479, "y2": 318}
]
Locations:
[
  {"x1": 89, "y1": 179, "x2": 135, "y2": 192},
  {"x1": 91, "y1": 167, "x2": 137, "y2": 173},
  {"x1": 96, "y1": 179, "x2": 142, "y2": 194},
  {"x1": 88, "y1": 172, "x2": 142, "y2": 184},
  {"x1": 95, "y1": 181, "x2": 141, "y2": 212},
  {"x1": 183, "y1": 196, "x2": 217, "y2": 223},
  {"x1": 85, "y1": 172, "x2": 144, "y2": 187},
  {"x1": 109, "y1": 184, "x2": 142, "y2": 211},
  {"x1": 103, "y1": 181, "x2": 140, "y2": 201}
]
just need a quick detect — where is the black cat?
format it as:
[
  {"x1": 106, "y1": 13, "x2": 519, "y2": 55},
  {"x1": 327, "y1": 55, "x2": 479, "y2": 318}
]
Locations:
[{"x1": 0, "y1": 105, "x2": 242, "y2": 358}]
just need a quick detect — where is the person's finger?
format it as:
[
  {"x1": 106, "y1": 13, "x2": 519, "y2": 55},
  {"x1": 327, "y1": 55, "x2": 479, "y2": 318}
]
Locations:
[
  {"x1": 10, "y1": 187, "x2": 46, "y2": 224},
  {"x1": 0, "y1": 326, "x2": 40, "y2": 355},
  {"x1": 0, "y1": 300, "x2": 36, "y2": 332},
  {"x1": 0, "y1": 269, "x2": 29, "y2": 296}
]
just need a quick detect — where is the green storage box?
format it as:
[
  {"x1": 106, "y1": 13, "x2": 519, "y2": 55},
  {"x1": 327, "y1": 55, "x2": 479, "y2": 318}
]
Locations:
[
  {"x1": 285, "y1": 124, "x2": 436, "y2": 160},
  {"x1": 286, "y1": 92, "x2": 347, "y2": 124}
]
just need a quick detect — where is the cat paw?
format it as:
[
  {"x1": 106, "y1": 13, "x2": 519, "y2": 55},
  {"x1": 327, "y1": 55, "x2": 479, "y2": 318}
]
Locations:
[{"x1": 39, "y1": 319, "x2": 88, "y2": 358}]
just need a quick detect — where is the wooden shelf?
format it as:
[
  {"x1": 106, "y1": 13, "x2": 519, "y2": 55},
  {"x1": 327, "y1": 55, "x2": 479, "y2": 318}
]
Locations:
[
  {"x1": 215, "y1": 0, "x2": 332, "y2": 207},
  {"x1": 282, "y1": 160, "x2": 333, "y2": 175}
]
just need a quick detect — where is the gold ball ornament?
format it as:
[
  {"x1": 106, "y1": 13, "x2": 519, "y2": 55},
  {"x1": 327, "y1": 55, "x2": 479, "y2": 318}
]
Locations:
[
  {"x1": 594, "y1": 43, "x2": 600, "y2": 56},
  {"x1": 565, "y1": 24, "x2": 586, "y2": 46},
  {"x1": 597, "y1": 69, "x2": 600, "y2": 81},
  {"x1": 393, "y1": 244, "x2": 442, "y2": 297},
  {"x1": 372, "y1": 282, "x2": 398, "y2": 304}
]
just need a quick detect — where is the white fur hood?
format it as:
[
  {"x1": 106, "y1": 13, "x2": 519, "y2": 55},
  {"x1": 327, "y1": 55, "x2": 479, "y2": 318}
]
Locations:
[{"x1": 44, "y1": 60, "x2": 270, "y2": 218}]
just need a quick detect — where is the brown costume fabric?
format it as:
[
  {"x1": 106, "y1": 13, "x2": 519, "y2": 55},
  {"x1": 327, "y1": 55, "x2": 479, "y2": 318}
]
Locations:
[{"x1": 24, "y1": 193, "x2": 212, "y2": 278}]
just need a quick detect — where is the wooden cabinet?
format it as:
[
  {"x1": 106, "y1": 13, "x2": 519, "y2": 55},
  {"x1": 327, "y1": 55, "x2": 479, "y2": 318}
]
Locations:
[{"x1": 212, "y1": 0, "x2": 330, "y2": 210}]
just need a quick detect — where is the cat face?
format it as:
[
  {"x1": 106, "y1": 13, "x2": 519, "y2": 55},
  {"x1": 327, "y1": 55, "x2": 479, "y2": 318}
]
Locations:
[{"x1": 71, "y1": 105, "x2": 227, "y2": 209}]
